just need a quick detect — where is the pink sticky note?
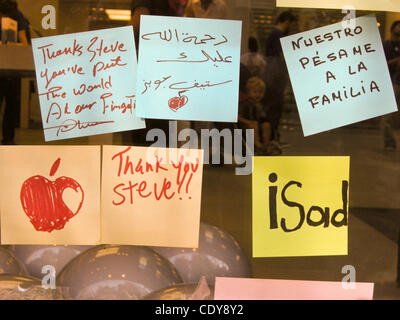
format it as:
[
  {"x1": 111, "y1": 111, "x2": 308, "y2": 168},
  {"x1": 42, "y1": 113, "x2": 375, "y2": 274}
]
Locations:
[{"x1": 214, "y1": 277, "x2": 374, "y2": 300}]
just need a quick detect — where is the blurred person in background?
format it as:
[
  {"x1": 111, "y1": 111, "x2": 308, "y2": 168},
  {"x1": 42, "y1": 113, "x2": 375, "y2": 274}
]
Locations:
[
  {"x1": 263, "y1": 11, "x2": 297, "y2": 150},
  {"x1": 238, "y1": 76, "x2": 272, "y2": 155},
  {"x1": 385, "y1": 20, "x2": 400, "y2": 287},
  {"x1": 241, "y1": 36, "x2": 267, "y2": 106},
  {"x1": 131, "y1": 0, "x2": 177, "y2": 49},
  {"x1": 382, "y1": 20, "x2": 400, "y2": 151},
  {"x1": 241, "y1": 36, "x2": 267, "y2": 79},
  {"x1": 169, "y1": 0, "x2": 188, "y2": 17},
  {"x1": 0, "y1": 0, "x2": 30, "y2": 145}
]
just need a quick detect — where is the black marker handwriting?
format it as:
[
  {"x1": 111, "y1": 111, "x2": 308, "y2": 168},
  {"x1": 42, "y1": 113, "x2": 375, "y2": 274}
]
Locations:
[{"x1": 44, "y1": 119, "x2": 115, "y2": 136}]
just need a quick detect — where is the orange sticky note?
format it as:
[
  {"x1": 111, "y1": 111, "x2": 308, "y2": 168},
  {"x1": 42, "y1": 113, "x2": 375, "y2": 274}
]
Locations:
[
  {"x1": 0, "y1": 146, "x2": 101, "y2": 245},
  {"x1": 214, "y1": 277, "x2": 374, "y2": 300},
  {"x1": 101, "y1": 146, "x2": 204, "y2": 247}
]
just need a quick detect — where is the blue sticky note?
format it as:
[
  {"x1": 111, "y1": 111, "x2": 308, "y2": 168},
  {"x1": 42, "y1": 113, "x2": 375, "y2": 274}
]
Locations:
[
  {"x1": 281, "y1": 15, "x2": 398, "y2": 136},
  {"x1": 32, "y1": 26, "x2": 145, "y2": 141},
  {"x1": 136, "y1": 16, "x2": 242, "y2": 122}
]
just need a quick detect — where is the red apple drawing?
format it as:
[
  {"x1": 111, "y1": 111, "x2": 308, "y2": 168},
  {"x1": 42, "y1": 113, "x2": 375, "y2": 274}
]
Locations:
[
  {"x1": 20, "y1": 158, "x2": 84, "y2": 232},
  {"x1": 168, "y1": 95, "x2": 188, "y2": 112}
]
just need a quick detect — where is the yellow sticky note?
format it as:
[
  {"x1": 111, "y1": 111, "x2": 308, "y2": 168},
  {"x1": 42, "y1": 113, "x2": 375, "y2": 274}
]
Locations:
[
  {"x1": 252, "y1": 156, "x2": 349, "y2": 257},
  {"x1": 277, "y1": 0, "x2": 400, "y2": 12}
]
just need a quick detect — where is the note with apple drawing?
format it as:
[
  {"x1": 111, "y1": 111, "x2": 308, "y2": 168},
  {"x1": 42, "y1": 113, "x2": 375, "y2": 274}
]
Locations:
[{"x1": 0, "y1": 146, "x2": 100, "y2": 245}]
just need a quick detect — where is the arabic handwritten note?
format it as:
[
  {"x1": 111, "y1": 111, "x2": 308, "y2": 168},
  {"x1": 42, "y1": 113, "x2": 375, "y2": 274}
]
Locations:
[
  {"x1": 101, "y1": 146, "x2": 204, "y2": 247},
  {"x1": 32, "y1": 26, "x2": 145, "y2": 141},
  {"x1": 277, "y1": 0, "x2": 400, "y2": 12},
  {"x1": 135, "y1": 16, "x2": 242, "y2": 122},
  {"x1": 214, "y1": 278, "x2": 374, "y2": 300},
  {"x1": 0, "y1": 146, "x2": 101, "y2": 245},
  {"x1": 281, "y1": 15, "x2": 397, "y2": 136},
  {"x1": 253, "y1": 156, "x2": 349, "y2": 257}
]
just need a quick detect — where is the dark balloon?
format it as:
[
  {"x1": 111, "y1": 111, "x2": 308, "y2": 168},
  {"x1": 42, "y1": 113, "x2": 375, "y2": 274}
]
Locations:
[
  {"x1": 0, "y1": 274, "x2": 60, "y2": 300},
  {"x1": 0, "y1": 247, "x2": 28, "y2": 276},
  {"x1": 142, "y1": 283, "x2": 215, "y2": 300},
  {"x1": 8, "y1": 245, "x2": 93, "y2": 278},
  {"x1": 150, "y1": 222, "x2": 252, "y2": 284},
  {"x1": 57, "y1": 245, "x2": 183, "y2": 300}
]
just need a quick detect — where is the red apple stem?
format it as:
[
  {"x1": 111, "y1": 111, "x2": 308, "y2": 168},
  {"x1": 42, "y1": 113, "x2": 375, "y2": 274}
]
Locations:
[{"x1": 50, "y1": 158, "x2": 61, "y2": 177}]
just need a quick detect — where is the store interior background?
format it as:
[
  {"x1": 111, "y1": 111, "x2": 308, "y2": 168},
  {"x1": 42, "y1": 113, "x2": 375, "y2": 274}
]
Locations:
[{"x1": 3, "y1": 0, "x2": 400, "y2": 299}]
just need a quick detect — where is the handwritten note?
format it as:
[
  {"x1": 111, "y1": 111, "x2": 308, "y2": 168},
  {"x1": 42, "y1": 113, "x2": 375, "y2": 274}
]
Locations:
[
  {"x1": 1, "y1": 17, "x2": 17, "y2": 43},
  {"x1": 31, "y1": 27, "x2": 145, "y2": 141},
  {"x1": 281, "y1": 15, "x2": 397, "y2": 136},
  {"x1": 101, "y1": 146, "x2": 203, "y2": 247},
  {"x1": 253, "y1": 157, "x2": 349, "y2": 257},
  {"x1": 135, "y1": 16, "x2": 242, "y2": 122},
  {"x1": 0, "y1": 146, "x2": 101, "y2": 245},
  {"x1": 214, "y1": 278, "x2": 374, "y2": 300},
  {"x1": 277, "y1": 0, "x2": 400, "y2": 12}
]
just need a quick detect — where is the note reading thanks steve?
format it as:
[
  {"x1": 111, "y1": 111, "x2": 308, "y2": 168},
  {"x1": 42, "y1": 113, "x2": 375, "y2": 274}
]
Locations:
[{"x1": 32, "y1": 26, "x2": 145, "y2": 141}]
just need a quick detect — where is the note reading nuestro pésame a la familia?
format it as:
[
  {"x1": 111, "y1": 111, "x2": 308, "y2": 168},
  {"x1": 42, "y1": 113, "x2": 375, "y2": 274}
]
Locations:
[
  {"x1": 281, "y1": 15, "x2": 397, "y2": 137},
  {"x1": 32, "y1": 27, "x2": 145, "y2": 141},
  {"x1": 135, "y1": 16, "x2": 242, "y2": 122}
]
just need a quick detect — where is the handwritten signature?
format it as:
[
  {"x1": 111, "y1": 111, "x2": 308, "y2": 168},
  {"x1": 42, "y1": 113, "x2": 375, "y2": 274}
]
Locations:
[
  {"x1": 44, "y1": 119, "x2": 115, "y2": 137},
  {"x1": 142, "y1": 76, "x2": 232, "y2": 95}
]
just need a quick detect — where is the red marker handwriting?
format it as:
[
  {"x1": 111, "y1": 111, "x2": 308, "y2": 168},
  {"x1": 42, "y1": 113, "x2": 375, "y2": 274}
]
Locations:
[
  {"x1": 111, "y1": 148, "x2": 200, "y2": 205},
  {"x1": 87, "y1": 36, "x2": 127, "y2": 63},
  {"x1": 40, "y1": 64, "x2": 85, "y2": 89},
  {"x1": 172, "y1": 156, "x2": 199, "y2": 200},
  {"x1": 37, "y1": 40, "x2": 83, "y2": 65}
]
